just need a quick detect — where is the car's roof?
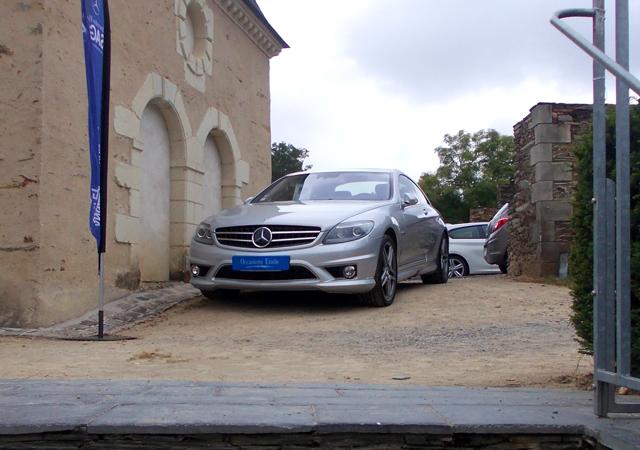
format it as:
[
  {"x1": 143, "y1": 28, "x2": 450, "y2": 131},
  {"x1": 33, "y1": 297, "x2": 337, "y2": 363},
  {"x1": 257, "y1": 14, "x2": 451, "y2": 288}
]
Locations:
[{"x1": 446, "y1": 222, "x2": 488, "y2": 229}]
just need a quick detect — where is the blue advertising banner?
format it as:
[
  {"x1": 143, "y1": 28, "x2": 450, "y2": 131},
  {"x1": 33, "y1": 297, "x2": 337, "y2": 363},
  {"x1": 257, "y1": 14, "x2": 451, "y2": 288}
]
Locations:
[{"x1": 81, "y1": 0, "x2": 110, "y2": 253}]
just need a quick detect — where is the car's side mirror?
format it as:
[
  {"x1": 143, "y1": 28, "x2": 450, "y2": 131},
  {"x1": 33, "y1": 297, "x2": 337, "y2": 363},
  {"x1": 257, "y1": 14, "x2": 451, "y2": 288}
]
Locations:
[
  {"x1": 402, "y1": 193, "x2": 419, "y2": 208},
  {"x1": 244, "y1": 196, "x2": 254, "y2": 204}
]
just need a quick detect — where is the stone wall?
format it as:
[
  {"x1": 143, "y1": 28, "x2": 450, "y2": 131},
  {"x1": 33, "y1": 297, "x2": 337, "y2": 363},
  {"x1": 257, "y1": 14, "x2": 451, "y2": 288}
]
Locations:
[
  {"x1": 0, "y1": 0, "x2": 285, "y2": 327},
  {"x1": 0, "y1": 0, "x2": 44, "y2": 327},
  {"x1": 469, "y1": 207, "x2": 499, "y2": 222},
  {"x1": 509, "y1": 103, "x2": 592, "y2": 278}
]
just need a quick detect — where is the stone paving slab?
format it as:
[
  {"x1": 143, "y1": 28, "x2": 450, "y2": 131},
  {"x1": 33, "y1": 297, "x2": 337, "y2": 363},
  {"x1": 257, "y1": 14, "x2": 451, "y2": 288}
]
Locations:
[
  {"x1": 431, "y1": 404, "x2": 591, "y2": 434},
  {"x1": 88, "y1": 403, "x2": 316, "y2": 435},
  {"x1": 0, "y1": 402, "x2": 111, "y2": 435},
  {"x1": 311, "y1": 404, "x2": 450, "y2": 434},
  {"x1": 0, "y1": 380, "x2": 638, "y2": 448},
  {"x1": 0, "y1": 283, "x2": 200, "y2": 338}
]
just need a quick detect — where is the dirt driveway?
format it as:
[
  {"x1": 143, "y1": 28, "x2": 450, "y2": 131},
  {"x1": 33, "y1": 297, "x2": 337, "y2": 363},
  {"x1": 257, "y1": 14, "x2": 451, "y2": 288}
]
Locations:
[{"x1": 0, "y1": 275, "x2": 591, "y2": 387}]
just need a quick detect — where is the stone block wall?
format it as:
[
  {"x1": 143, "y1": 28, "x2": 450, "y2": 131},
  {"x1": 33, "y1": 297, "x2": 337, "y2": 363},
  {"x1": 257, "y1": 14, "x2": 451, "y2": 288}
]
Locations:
[
  {"x1": 509, "y1": 103, "x2": 592, "y2": 277},
  {"x1": 0, "y1": 0, "x2": 285, "y2": 327}
]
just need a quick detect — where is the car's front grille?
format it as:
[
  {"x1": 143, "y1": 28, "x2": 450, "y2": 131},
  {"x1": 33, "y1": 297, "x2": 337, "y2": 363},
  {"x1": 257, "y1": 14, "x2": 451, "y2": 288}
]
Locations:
[
  {"x1": 215, "y1": 265, "x2": 317, "y2": 281},
  {"x1": 215, "y1": 225, "x2": 321, "y2": 249}
]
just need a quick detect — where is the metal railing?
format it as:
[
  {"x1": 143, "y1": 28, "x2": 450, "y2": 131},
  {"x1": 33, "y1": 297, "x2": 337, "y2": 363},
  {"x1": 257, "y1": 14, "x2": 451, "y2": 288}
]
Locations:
[{"x1": 551, "y1": 0, "x2": 640, "y2": 417}]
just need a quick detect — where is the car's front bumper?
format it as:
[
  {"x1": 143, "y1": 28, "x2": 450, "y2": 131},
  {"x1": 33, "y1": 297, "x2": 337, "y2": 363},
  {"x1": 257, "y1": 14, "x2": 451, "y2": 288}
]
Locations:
[{"x1": 188, "y1": 235, "x2": 381, "y2": 294}]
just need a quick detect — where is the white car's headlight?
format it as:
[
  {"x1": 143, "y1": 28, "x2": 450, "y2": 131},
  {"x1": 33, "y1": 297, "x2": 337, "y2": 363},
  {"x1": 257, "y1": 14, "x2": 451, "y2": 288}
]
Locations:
[
  {"x1": 324, "y1": 220, "x2": 374, "y2": 244},
  {"x1": 194, "y1": 223, "x2": 214, "y2": 245}
]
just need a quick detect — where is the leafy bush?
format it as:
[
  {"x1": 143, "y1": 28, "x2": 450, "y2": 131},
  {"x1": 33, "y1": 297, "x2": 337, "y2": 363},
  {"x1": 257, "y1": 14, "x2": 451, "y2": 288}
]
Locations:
[{"x1": 569, "y1": 105, "x2": 640, "y2": 375}]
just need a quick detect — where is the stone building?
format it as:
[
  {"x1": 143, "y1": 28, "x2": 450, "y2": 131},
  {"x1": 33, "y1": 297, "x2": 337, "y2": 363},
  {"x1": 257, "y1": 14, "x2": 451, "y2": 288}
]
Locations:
[
  {"x1": 0, "y1": 0, "x2": 286, "y2": 327},
  {"x1": 509, "y1": 103, "x2": 592, "y2": 278}
]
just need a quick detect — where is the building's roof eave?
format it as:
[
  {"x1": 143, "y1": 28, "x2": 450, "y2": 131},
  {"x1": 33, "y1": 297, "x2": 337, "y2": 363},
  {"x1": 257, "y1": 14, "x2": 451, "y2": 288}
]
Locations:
[
  {"x1": 242, "y1": 0, "x2": 289, "y2": 49},
  {"x1": 216, "y1": 0, "x2": 288, "y2": 58}
]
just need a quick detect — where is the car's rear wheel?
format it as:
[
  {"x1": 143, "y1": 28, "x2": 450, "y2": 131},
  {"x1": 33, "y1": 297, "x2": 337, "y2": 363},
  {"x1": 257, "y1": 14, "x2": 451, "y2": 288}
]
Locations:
[
  {"x1": 359, "y1": 235, "x2": 397, "y2": 307},
  {"x1": 499, "y1": 252, "x2": 509, "y2": 274},
  {"x1": 448, "y1": 255, "x2": 468, "y2": 278},
  {"x1": 421, "y1": 234, "x2": 449, "y2": 284}
]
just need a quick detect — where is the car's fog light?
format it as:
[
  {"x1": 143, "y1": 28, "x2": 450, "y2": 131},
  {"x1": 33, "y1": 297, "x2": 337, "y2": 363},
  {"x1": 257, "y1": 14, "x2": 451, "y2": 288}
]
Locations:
[
  {"x1": 191, "y1": 265, "x2": 200, "y2": 277},
  {"x1": 343, "y1": 265, "x2": 357, "y2": 279}
]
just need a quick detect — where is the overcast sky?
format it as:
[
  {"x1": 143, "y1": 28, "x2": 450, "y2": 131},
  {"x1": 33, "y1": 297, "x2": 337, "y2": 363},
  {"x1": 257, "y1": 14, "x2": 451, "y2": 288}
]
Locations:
[{"x1": 259, "y1": 0, "x2": 639, "y2": 181}]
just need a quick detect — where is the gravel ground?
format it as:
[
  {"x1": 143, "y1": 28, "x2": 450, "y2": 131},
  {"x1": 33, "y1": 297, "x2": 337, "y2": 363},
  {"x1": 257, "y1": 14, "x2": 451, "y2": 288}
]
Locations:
[{"x1": 0, "y1": 275, "x2": 591, "y2": 388}]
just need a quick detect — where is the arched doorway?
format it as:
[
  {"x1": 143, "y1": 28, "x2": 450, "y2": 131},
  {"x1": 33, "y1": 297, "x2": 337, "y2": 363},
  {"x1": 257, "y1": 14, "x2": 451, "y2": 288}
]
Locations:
[
  {"x1": 113, "y1": 74, "x2": 195, "y2": 282},
  {"x1": 139, "y1": 104, "x2": 171, "y2": 281},
  {"x1": 195, "y1": 108, "x2": 250, "y2": 212},
  {"x1": 202, "y1": 134, "x2": 222, "y2": 221}
]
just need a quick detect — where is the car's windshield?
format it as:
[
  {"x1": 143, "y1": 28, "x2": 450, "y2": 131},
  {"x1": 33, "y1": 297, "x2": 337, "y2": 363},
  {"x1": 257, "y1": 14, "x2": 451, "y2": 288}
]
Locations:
[{"x1": 253, "y1": 172, "x2": 393, "y2": 203}]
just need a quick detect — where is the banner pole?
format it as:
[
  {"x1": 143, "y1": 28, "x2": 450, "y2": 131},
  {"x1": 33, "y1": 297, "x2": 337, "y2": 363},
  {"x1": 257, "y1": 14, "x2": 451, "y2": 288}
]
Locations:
[
  {"x1": 66, "y1": 0, "x2": 133, "y2": 342},
  {"x1": 98, "y1": 252, "x2": 105, "y2": 339},
  {"x1": 96, "y1": 0, "x2": 109, "y2": 340}
]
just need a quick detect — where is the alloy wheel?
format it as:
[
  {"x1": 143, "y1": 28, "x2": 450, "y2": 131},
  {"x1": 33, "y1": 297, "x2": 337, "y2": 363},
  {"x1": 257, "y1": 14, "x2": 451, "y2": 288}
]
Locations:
[
  {"x1": 380, "y1": 241, "x2": 397, "y2": 301},
  {"x1": 448, "y1": 256, "x2": 466, "y2": 278}
]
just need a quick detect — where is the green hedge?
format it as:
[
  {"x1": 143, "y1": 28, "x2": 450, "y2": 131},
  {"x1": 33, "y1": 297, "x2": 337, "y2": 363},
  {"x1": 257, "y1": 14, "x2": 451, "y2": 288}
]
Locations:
[{"x1": 569, "y1": 104, "x2": 640, "y2": 376}]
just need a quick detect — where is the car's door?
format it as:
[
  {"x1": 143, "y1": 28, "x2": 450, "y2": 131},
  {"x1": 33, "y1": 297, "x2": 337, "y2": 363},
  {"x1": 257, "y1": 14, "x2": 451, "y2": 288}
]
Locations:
[
  {"x1": 397, "y1": 176, "x2": 440, "y2": 272},
  {"x1": 414, "y1": 185, "x2": 441, "y2": 268},
  {"x1": 448, "y1": 225, "x2": 482, "y2": 274},
  {"x1": 397, "y1": 176, "x2": 425, "y2": 269},
  {"x1": 470, "y1": 224, "x2": 501, "y2": 272}
]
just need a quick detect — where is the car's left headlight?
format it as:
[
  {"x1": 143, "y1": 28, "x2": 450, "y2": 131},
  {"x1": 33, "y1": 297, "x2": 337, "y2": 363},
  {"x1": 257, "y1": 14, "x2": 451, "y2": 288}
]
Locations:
[
  {"x1": 194, "y1": 223, "x2": 214, "y2": 245},
  {"x1": 324, "y1": 220, "x2": 374, "y2": 244}
]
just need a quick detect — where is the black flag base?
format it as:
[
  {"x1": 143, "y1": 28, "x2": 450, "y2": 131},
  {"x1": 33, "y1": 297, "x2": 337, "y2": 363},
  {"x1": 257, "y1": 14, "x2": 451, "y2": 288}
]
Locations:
[{"x1": 60, "y1": 334, "x2": 136, "y2": 341}]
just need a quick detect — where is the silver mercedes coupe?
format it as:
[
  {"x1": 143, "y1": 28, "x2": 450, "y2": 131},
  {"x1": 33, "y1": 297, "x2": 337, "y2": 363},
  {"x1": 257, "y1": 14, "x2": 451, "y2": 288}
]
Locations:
[{"x1": 189, "y1": 169, "x2": 449, "y2": 306}]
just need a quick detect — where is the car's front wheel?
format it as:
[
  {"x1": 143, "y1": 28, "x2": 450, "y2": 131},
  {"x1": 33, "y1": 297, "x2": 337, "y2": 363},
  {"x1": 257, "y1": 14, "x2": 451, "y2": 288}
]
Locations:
[
  {"x1": 421, "y1": 234, "x2": 449, "y2": 284},
  {"x1": 359, "y1": 235, "x2": 397, "y2": 307}
]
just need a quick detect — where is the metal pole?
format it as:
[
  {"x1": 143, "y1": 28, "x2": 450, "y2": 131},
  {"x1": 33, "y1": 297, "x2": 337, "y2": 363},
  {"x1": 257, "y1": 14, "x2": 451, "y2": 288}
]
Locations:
[
  {"x1": 551, "y1": 1, "x2": 640, "y2": 415},
  {"x1": 604, "y1": 178, "x2": 617, "y2": 413},
  {"x1": 591, "y1": 0, "x2": 613, "y2": 417},
  {"x1": 615, "y1": 0, "x2": 631, "y2": 377},
  {"x1": 551, "y1": 9, "x2": 640, "y2": 96},
  {"x1": 98, "y1": 252, "x2": 105, "y2": 339}
]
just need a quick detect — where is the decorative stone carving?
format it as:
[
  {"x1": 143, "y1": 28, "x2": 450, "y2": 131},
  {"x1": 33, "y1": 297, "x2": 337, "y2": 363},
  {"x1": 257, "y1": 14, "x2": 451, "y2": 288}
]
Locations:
[{"x1": 175, "y1": 0, "x2": 214, "y2": 92}]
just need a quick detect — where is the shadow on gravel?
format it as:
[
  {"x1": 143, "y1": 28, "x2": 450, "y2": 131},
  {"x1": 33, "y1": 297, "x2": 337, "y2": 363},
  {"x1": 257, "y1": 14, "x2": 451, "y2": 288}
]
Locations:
[
  {"x1": 195, "y1": 290, "x2": 362, "y2": 314},
  {"x1": 193, "y1": 280, "x2": 432, "y2": 314}
]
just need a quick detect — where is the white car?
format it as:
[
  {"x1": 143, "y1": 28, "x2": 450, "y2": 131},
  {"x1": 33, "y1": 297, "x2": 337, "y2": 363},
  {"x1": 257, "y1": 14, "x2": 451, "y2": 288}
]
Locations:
[{"x1": 446, "y1": 222, "x2": 501, "y2": 277}]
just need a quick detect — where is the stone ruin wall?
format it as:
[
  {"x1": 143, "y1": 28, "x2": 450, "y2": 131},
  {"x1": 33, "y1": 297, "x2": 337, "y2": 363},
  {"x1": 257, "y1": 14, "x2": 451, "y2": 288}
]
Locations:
[
  {"x1": 510, "y1": 103, "x2": 592, "y2": 278},
  {"x1": 469, "y1": 207, "x2": 498, "y2": 222}
]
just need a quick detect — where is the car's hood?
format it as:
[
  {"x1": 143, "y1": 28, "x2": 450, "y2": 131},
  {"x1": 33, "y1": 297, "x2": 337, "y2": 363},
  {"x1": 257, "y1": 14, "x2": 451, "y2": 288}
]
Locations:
[{"x1": 204, "y1": 201, "x2": 391, "y2": 231}]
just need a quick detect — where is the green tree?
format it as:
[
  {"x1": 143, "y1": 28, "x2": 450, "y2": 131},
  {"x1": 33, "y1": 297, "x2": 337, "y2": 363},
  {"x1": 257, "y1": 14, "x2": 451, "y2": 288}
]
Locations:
[
  {"x1": 419, "y1": 129, "x2": 514, "y2": 223},
  {"x1": 271, "y1": 142, "x2": 312, "y2": 181}
]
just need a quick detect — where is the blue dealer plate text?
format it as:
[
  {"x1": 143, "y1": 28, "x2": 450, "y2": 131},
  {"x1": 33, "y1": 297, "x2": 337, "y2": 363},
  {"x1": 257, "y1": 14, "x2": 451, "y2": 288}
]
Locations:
[{"x1": 232, "y1": 255, "x2": 290, "y2": 271}]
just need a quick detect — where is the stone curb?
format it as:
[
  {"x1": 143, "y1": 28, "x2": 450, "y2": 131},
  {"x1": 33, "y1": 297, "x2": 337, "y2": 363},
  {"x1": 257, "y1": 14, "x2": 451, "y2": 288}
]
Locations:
[
  {"x1": 0, "y1": 380, "x2": 638, "y2": 449},
  {"x1": 0, "y1": 283, "x2": 200, "y2": 338}
]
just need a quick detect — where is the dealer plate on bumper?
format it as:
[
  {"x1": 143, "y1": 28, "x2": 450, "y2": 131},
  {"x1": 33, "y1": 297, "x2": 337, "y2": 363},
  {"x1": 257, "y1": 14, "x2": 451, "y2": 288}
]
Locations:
[{"x1": 232, "y1": 255, "x2": 290, "y2": 271}]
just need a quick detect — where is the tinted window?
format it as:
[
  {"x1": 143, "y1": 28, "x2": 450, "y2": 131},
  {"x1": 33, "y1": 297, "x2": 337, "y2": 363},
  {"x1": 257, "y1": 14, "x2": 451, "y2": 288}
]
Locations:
[
  {"x1": 449, "y1": 225, "x2": 486, "y2": 239},
  {"x1": 253, "y1": 172, "x2": 393, "y2": 202},
  {"x1": 449, "y1": 226, "x2": 477, "y2": 239},
  {"x1": 399, "y1": 175, "x2": 427, "y2": 205}
]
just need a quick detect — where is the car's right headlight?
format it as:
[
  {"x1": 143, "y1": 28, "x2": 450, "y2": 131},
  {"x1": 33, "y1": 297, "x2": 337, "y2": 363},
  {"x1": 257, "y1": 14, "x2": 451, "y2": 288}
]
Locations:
[
  {"x1": 324, "y1": 220, "x2": 374, "y2": 244},
  {"x1": 194, "y1": 223, "x2": 214, "y2": 245}
]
